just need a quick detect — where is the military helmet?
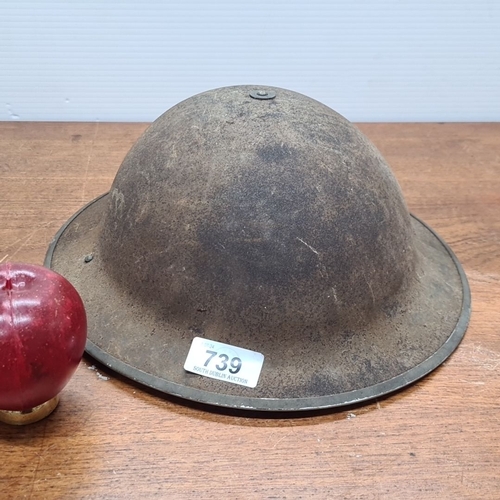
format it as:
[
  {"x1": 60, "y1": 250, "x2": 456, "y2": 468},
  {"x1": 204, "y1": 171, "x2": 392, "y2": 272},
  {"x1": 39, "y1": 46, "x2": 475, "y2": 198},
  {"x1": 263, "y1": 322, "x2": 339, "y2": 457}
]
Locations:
[{"x1": 46, "y1": 86, "x2": 470, "y2": 411}]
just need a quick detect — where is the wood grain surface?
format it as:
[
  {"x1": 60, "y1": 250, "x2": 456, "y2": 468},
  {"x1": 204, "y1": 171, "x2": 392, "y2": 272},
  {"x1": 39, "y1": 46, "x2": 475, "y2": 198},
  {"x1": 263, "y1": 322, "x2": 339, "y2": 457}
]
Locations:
[{"x1": 0, "y1": 122, "x2": 499, "y2": 500}]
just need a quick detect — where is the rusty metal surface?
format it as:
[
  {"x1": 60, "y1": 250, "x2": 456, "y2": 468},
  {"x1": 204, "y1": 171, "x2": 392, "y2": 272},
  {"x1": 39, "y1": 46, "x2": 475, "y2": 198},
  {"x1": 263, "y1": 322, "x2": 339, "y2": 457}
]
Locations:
[{"x1": 45, "y1": 86, "x2": 470, "y2": 411}]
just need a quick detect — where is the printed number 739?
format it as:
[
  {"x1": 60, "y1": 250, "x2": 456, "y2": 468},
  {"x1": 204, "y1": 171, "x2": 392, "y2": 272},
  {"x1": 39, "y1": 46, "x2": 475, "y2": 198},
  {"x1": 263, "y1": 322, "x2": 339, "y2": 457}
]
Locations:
[{"x1": 204, "y1": 350, "x2": 242, "y2": 374}]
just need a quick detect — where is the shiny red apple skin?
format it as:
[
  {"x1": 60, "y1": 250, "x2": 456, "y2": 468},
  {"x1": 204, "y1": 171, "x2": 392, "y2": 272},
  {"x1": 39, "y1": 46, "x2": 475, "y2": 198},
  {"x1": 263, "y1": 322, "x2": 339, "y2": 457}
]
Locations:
[{"x1": 0, "y1": 262, "x2": 87, "y2": 411}]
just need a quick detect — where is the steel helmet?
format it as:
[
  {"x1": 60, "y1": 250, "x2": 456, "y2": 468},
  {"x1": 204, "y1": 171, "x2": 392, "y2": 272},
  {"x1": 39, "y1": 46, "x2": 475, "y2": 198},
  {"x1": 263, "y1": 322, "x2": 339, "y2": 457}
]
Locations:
[{"x1": 46, "y1": 86, "x2": 470, "y2": 411}]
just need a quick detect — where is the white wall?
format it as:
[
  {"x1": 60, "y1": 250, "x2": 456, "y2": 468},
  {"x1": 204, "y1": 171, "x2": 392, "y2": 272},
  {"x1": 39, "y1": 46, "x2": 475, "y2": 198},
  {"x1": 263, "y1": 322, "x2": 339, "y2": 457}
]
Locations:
[{"x1": 1, "y1": 0, "x2": 499, "y2": 122}]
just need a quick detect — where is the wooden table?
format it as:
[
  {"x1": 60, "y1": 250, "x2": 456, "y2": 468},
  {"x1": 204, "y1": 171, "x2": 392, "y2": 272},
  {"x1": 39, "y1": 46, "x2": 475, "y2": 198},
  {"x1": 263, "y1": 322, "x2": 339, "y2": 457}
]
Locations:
[{"x1": 1, "y1": 122, "x2": 499, "y2": 500}]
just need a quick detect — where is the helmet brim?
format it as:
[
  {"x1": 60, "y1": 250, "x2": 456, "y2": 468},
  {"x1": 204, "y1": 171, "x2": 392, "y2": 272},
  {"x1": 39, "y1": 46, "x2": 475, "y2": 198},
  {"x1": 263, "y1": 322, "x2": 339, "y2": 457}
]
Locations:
[{"x1": 45, "y1": 193, "x2": 470, "y2": 412}]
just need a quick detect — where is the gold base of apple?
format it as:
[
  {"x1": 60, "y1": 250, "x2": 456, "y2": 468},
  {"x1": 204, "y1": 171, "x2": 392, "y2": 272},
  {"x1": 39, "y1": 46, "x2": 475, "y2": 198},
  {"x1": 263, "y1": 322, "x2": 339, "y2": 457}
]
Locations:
[{"x1": 0, "y1": 395, "x2": 60, "y2": 425}]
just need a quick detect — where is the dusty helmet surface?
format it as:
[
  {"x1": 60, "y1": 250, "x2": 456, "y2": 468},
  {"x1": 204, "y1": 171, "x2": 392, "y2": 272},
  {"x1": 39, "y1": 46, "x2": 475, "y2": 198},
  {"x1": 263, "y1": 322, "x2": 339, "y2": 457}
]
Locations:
[{"x1": 46, "y1": 85, "x2": 470, "y2": 411}]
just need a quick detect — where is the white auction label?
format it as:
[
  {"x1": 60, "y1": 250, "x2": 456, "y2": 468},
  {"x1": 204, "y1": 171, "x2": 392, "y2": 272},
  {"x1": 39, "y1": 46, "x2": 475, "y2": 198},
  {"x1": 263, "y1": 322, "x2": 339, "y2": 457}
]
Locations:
[{"x1": 184, "y1": 337, "x2": 264, "y2": 388}]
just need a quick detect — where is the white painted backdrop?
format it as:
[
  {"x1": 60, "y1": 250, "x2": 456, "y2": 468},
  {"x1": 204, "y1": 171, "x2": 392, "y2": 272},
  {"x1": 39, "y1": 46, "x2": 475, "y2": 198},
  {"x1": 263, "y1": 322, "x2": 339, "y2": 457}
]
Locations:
[{"x1": 1, "y1": 0, "x2": 499, "y2": 122}]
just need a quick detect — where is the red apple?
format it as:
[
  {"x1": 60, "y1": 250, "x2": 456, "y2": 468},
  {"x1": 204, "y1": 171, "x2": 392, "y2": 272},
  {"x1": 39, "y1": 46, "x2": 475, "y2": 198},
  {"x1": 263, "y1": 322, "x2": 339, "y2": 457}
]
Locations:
[{"x1": 0, "y1": 262, "x2": 87, "y2": 413}]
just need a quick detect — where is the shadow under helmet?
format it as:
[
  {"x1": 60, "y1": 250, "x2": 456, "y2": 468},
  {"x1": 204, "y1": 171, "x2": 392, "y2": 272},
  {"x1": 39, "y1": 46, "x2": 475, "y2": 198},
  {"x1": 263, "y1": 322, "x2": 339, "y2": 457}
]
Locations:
[{"x1": 46, "y1": 85, "x2": 470, "y2": 412}]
